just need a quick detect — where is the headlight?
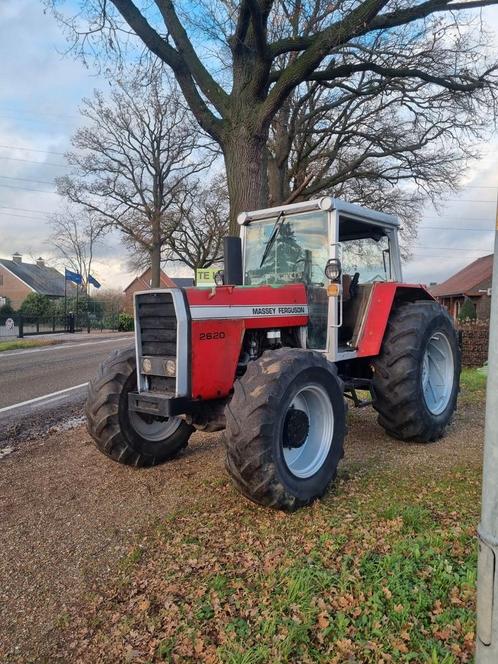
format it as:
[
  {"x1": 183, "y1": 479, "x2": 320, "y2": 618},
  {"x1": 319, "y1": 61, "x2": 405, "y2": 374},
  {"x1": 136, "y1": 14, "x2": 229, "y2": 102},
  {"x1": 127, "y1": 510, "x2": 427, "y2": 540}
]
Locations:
[
  {"x1": 325, "y1": 258, "x2": 342, "y2": 282},
  {"x1": 214, "y1": 270, "x2": 224, "y2": 286},
  {"x1": 165, "y1": 359, "x2": 176, "y2": 377},
  {"x1": 142, "y1": 358, "x2": 152, "y2": 373}
]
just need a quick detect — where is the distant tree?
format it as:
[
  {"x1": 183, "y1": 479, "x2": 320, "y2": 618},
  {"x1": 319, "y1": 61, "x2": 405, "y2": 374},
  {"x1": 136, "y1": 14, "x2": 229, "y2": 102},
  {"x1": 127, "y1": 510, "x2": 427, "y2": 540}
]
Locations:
[
  {"x1": 20, "y1": 294, "x2": 54, "y2": 317},
  {"x1": 458, "y1": 298, "x2": 477, "y2": 322},
  {"x1": 56, "y1": 70, "x2": 214, "y2": 287},
  {"x1": 50, "y1": 0, "x2": 498, "y2": 232},
  {"x1": 127, "y1": 176, "x2": 229, "y2": 272},
  {"x1": 49, "y1": 206, "x2": 104, "y2": 288},
  {"x1": 166, "y1": 178, "x2": 229, "y2": 271}
]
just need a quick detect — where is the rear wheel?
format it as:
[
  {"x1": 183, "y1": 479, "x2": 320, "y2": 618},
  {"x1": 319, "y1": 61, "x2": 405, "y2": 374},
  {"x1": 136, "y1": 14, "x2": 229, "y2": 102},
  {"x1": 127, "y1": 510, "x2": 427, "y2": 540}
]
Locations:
[
  {"x1": 224, "y1": 349, "x2": 346, "y2": 510},
  {"x1": 86, "y1": 347, "x2": 193, "y2": 466},
  {"x1": 372, "y1": 301, "x2": 461, "y2": 442}
]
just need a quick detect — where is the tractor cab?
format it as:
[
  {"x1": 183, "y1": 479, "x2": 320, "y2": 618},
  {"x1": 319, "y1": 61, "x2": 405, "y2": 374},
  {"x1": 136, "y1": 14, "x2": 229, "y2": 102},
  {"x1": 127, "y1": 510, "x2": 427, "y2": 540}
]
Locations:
[{"x1": 239, "y1": 196, "x2": 402, "y2": 361}]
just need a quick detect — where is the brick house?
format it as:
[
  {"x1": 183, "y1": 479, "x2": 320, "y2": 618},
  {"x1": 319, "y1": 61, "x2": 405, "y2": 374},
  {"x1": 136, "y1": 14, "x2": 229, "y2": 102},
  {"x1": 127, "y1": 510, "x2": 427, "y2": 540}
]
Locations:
[
  {"x1": 431, "y1": 253, "x2": 493, "y2": 320},
  {"x1": 123, "y1": 268, "x2": 194, "y2": 313},
  {"x1": 0, "y1": 253, "x2": 70, "y2": 310}
]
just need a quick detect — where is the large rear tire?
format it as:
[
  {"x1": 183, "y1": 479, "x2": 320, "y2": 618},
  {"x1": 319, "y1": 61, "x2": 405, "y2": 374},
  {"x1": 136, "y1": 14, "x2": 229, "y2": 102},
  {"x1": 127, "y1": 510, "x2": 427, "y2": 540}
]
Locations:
[
  {"x1": 372, "y1": 301, "x2": 461, "y2": 442},
  {"x1": 86, "y1": 347, "x2": 193, "y2": 466},
  {"x1": 224, "y1": 349, "x2": 347, "y2": 510}
]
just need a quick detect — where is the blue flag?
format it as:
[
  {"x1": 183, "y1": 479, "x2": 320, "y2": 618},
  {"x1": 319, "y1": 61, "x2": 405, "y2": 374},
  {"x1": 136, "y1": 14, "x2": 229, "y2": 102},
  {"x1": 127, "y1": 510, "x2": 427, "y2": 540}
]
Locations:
[
  {"x1": 88, "y1": 274, "x2": 101, "y2": 289},
  {"x1": 65, "y1": 268, "x2": 83, "y2": 285}
]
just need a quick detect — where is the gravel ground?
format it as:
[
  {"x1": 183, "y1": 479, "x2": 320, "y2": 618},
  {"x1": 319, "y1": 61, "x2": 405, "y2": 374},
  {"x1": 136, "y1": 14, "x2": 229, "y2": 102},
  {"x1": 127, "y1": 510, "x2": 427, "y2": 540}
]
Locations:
[{"x1": 0, "y1": 399, "x2": 484, "y2": 663}]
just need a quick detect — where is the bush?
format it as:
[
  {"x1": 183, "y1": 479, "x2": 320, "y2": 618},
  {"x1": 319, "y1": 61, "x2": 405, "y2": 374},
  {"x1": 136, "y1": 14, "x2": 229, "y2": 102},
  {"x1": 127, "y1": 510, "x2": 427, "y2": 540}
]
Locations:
[
  {"x1": 458, "y1": 298, "x2": 477, "y2": 322},
  {"x1": 19, "y1": 293, "x2": 54, "y2": 317},
  {"x1": 118, "y1": 312, "x2": 134, "y2": 331},
  {"x1": 0, "y1": 299, "x2": 15, "y2": 317}
]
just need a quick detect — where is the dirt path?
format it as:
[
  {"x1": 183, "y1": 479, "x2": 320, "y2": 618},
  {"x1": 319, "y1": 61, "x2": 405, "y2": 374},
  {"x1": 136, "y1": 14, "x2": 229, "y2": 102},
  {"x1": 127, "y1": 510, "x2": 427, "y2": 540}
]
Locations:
[
  {"x1": 0, "y1": 399, "x2": 484, "y2": 663},
  {"x1": 0, "y1": 428, "x2": 224, "y2": 663}
]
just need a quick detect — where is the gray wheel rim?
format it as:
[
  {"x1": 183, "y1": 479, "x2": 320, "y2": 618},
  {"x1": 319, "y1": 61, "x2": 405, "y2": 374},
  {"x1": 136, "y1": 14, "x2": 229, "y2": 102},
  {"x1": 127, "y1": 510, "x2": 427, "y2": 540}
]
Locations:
[
  {"x1": 422, "y1": 331, "x2": 454, "y2": 416},
  {"x1": 282, "y1": 383, "x2": 334, "y2": 479},
  {"x1": 128, "y1": 411, "x2": 182, "y2": 442}
]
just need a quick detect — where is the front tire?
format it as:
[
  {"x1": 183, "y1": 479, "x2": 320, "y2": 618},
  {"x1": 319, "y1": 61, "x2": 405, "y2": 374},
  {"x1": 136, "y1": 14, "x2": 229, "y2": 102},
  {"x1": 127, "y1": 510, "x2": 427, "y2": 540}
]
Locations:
[
  {"x1": 224, "y1": 349, "x2": 347, "y2": 510},
  {"x1": 86, "y1": 347, "x2": 193, "y2": 466},
  {"x1": 372, "y1": 301, "x2": 461, "y2": 442}
]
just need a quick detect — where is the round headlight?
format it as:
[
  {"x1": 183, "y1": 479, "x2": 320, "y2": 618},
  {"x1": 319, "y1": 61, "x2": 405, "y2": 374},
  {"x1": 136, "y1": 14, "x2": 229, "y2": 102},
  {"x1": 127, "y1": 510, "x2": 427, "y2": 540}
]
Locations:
[
  {"x1": 214, "y1": 270, "x2": 224, "y2": 286},
  {"x1": 142, "y1": 358, "x2": 152, "y2": 373},
  {"x1": 325, "y1": 258, "x2": 342, "y2": 282},
  {"x1": 165, "y1": 359, "x2": 176, "y2": 377}
]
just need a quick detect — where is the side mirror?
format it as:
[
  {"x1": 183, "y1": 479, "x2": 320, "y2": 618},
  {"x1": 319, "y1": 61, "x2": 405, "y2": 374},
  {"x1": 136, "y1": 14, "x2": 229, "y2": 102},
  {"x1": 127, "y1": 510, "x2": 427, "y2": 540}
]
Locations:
[{"x1": 325, "y1": 258, "x2": 342, "y2": 283}]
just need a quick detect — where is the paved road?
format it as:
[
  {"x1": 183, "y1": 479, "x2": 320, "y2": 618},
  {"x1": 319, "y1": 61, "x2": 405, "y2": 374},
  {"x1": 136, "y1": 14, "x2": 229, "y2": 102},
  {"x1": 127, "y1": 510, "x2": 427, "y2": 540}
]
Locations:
[{"x1": 0, "y1": 335, "x2": 133, "y2": 445}]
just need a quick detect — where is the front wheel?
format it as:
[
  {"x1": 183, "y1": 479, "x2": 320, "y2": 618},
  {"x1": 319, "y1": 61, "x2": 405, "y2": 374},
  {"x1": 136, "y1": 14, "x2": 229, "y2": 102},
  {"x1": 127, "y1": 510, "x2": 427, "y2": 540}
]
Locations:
[
  {"x1": 224, "y1": 349, "x2": 347, "y2": 510},
  {"x1": 372, "y1": 301, "x2": 461, "y2": 442},
  {"x1": 86, "y1": 347, "x2": 193, "y2": 466}
]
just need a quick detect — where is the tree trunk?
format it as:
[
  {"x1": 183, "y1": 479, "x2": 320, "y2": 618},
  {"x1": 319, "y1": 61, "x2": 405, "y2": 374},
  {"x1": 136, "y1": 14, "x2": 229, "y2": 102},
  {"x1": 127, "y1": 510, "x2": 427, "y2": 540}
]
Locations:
[
  {"x1": 150, "y1": 243, "x2": 161, "y2": 288},
  {"x1": 150, "y1": 215, "x2": 162, "y2": 288},
  {"x1": 224, "y1": 131, "x2": 269, "y2": 235}
]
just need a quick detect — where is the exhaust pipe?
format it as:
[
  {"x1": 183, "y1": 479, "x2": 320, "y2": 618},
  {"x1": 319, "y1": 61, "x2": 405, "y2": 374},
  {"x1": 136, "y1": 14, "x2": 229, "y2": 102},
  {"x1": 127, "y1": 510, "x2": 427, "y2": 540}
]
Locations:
[{"x1": 223, "y1": 236, "x2": 243, "y2": 285}]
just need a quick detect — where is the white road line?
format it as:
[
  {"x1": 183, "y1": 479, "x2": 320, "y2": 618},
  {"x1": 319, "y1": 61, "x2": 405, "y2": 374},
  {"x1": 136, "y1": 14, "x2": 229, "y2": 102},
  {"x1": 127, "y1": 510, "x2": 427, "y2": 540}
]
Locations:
[
  {"x1": 0, "y1": 336, "x2": 132, "y2": 358},
  {"x1": 0, "y1": 383, "x2": 89, "y2": 414}
]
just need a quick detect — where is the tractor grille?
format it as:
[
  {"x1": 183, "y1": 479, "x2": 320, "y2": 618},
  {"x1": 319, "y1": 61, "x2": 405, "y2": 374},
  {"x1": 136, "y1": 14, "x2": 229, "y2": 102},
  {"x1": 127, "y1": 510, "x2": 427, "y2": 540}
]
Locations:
[{"x1": 136, "y1": 292, "x2": 177, "y2": 357}]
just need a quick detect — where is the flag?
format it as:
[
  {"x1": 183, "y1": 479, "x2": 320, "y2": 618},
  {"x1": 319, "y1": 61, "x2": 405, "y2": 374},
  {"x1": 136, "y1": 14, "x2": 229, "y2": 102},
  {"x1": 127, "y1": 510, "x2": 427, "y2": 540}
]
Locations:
[
  {"x1": 65, "y1": 268, "x2": 83, "y2": 285},
  {"x1": 88, "y1": 274, "x2": 101, "y2": 289}
]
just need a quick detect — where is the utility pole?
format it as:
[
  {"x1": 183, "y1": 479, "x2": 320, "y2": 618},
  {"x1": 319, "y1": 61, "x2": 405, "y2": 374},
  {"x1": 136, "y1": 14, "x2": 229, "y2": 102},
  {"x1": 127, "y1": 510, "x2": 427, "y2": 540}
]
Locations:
[{"x1": 476, "y1": 191, "x2": 498, "y2": 661}]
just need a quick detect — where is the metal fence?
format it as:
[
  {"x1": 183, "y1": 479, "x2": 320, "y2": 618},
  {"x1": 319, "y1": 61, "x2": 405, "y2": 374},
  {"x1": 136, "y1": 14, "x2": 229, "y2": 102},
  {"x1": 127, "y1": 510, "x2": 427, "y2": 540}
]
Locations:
[
  {"x1": 0, "y1": 299, "x2": 129, "y2": 339},
  {"x1": 0, "y1": 311, "x2": 122, "y2": 338}
]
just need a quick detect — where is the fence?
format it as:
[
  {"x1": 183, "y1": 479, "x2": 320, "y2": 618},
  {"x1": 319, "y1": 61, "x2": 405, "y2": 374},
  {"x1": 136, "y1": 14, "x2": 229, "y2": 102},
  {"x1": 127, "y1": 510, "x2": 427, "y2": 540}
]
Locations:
[{"x1": 0, "y1": 308, "x2": 124, "y2": 339}]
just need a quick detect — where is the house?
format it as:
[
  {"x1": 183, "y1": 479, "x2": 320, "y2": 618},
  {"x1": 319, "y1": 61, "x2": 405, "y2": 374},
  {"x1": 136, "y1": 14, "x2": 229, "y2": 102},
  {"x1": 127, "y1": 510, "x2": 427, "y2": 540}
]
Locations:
[
  {"x1": 0, "y1": 253, "x2": 70, "y2": 310},
  {"x1": 431, "y1": 253, "x2": 493, "y2": 320},
  {"x1": 123, "y1": 268, "x2": 194, "y2": 313}
]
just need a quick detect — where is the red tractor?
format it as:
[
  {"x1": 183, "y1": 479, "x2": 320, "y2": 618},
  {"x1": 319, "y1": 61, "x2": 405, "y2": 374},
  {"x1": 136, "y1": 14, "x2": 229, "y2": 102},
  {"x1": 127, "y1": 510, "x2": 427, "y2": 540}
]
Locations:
[{"x1": 87, "y1": 197, "x2": 461, "y2": 510}]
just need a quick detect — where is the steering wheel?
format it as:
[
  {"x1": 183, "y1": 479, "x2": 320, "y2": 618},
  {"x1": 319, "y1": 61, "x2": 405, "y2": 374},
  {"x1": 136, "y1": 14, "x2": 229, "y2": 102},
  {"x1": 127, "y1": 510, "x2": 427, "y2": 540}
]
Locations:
[{"x1": 349, "y1": 272, "x2": 360, "y2": 299}]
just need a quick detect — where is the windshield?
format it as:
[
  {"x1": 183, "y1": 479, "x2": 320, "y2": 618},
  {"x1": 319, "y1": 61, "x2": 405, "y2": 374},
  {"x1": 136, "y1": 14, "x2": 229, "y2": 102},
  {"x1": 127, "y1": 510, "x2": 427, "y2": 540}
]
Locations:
[
  {"x1": 341, "y1": 236, "x2": 391, "y2": 283},
  {"x1": 245, "y1": 210, "x2": 329, "y2": 286}
]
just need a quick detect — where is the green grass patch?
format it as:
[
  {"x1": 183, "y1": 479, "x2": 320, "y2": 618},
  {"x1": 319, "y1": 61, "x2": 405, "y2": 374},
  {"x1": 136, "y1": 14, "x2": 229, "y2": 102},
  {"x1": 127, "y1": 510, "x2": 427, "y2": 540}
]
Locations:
[
  {"x1": 76, "y1": 461, "x2": 480, "y2": 663},
  {"x1": 0, "y1": 338, "x2": 59, "y2": 352},
  {"x1": 460, "y1": 367, "x2": 487, "y2": 407}
]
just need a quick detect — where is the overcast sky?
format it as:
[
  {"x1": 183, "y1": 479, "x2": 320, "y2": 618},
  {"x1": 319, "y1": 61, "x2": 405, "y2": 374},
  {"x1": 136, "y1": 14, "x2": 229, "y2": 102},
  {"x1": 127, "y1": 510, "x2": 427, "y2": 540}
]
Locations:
[{"x1": 0, "y1": 1, "x2": 497, "y2": 290}]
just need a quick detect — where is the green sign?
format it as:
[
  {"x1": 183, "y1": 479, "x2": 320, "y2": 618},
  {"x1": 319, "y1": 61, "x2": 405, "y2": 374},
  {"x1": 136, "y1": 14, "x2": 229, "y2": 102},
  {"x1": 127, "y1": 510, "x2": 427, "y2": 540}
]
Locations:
[{"x1": 196, "y1": 268, "x2": 217, "y2": 287}]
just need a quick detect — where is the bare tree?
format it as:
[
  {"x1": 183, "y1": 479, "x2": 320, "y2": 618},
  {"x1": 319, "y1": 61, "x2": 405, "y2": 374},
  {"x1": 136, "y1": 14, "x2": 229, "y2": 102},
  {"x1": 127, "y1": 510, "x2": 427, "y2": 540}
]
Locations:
[
  {"x1": 56, "y1": 71, "x2": 214, "y2": 287},
  {"x1": 49, "y1": 0, "x2": 498, "y2": 232},
  {"x1": 126, "y1": 176, "x2": 229, "y2": 271},
  {"x1": 49, "y1": 206, "x2": 104, "y2": 287}
]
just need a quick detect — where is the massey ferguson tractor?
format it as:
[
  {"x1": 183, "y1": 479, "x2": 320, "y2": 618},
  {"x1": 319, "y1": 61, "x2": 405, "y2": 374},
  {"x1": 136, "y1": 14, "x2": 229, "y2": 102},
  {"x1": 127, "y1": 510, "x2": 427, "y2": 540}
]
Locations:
[{"x1": 86, "y1": 197, "x2": 461, "y2": 510}]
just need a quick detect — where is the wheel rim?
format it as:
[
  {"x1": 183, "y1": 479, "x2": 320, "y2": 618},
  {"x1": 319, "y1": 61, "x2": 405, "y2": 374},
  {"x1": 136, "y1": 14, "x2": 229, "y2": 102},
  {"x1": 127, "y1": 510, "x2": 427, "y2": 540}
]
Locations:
[
  {"x1": 422, "y1": 331, "x2": 454, "y2": 415},
  {"x1": 128, "y1": 411, "x2": 182, "y2": 442},
  {"x1": 282, "y1": 383, "x2": 334, "y2": 479}
]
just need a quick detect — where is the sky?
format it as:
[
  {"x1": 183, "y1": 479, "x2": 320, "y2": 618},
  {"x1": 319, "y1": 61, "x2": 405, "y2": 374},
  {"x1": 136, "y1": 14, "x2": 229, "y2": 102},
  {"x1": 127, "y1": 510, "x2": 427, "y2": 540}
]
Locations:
[{"x1": 0, "y1": 1, "x2": 497, "y2": 291}]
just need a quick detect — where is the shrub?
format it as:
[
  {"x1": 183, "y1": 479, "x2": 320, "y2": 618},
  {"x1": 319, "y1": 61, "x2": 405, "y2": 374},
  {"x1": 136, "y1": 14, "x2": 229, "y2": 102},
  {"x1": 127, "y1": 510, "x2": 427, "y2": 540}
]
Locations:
[
  {"x1": 0, "y1": 299, "x2": 15, "y2": 317},
  {"x1": 118, "y1": 312, "x2": 134, "y2": 331},
  {"x1": 19, "y1": 293, "x2": 54, "y2": 317},
  {"x1": 458, "y1": 298, "x2": 477, "y2": 322}
]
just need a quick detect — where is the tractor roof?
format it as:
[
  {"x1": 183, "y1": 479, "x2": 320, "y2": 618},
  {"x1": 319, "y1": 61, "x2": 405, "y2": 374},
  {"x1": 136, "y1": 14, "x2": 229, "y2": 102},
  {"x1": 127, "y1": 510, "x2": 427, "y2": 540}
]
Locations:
[{"x1": 238, "y1": 196, "x2": 399, "y2": 230}]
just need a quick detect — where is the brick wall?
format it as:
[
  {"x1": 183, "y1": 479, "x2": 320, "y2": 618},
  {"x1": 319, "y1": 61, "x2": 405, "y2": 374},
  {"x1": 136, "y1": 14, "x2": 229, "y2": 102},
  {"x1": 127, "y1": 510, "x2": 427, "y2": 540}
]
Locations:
[
  {"x1": 476, "y1": 294, "x2": 491, "y2": 320},
  {"x1": 458, "y1": 320, "x2": 489, "y2": 367},
  {"x1": 0, "y1": 265, "x2": 33, "y2": 310}
]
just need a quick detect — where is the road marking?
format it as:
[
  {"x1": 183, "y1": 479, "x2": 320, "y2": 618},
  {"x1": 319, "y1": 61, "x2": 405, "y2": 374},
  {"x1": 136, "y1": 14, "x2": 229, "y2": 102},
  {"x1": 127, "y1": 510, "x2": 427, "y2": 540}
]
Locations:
[
  {"x1": 0, "y1": 383, "x2": 89, "y2": 414},
  {"x1": 0, "y1": 336, "x2": 132, "y2": 358}
]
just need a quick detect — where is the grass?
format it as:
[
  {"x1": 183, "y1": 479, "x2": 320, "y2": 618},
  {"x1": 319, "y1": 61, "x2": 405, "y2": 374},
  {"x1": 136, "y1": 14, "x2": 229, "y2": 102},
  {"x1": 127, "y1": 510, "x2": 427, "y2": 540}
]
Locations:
[
  {"x1": 0, "y1": 338, "x2": 59, "y2": 352},
  {"x1": 459, "y1": 367, "x2": 487, "y2": 405},
  {"x1": 60, "y1": 366, "x2": 486, "y2": 663},
  {"x1": 68, "y1": 464, "x2": 481, "y2": 663}
]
